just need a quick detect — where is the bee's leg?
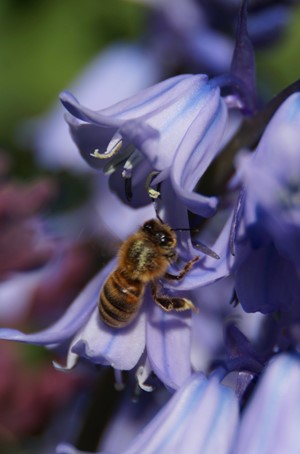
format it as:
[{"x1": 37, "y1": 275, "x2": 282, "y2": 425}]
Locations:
[
  {"x1": 151, "y1": 282, "x2": 198, "y2": 313},
  {"x1": 164, "y1": 256, "x2": 200, "y2": 281}
]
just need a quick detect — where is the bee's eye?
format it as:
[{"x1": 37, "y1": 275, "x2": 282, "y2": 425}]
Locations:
[{"x1": 143, "y1": 222, "x2": 153, "y2": 231}]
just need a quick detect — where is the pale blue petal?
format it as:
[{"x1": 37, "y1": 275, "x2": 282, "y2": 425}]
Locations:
[
  {"x1": 146, "y1": 301, "x2": 192, "y2": 390},
  {"x1": 123, "y1": 375, "x2": 238, "y2": 454},
  {"x1": 252, "y1": 93, "x2": 300, "y2": 168},
  {"x1": 60, "y1": 75, "x2": 200, "y2": 126},
  {"x1": 165, "y1": 211, "x2": 234, "y2": 291},
  {"x1": 60, "y1": 91, "x2": 121, "y2": 128},
  {"x1": 237, "y1": 93, "x2": 300, "y2": 266},
  {"x1": 99, "y1": 74, "x2": 207, "y2": 120},
  {"x1": 171, "y1": 86, "x2": 228, "y2": 217},
  {"x1": 71, "y1": 306, "x2": 146, "y2": 370},
  {"x1": 235, "y1": 354, "x2": 300, "y2": 454}
]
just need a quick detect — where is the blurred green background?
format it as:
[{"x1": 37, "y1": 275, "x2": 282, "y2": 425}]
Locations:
[
  {"x1": 0, "y1": 0, "x2": 145, "y2": 210},
  {"x1": 0, "y1": 0, "x2": 144, "y2": 145},
  {"x1": 0, "y1": 0, "x2": 299, "y2": 154}
]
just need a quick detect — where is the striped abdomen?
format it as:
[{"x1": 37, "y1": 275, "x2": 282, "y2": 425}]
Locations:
[{"x1": 99, "y1": 270, "x2": 144, "y2": 328}]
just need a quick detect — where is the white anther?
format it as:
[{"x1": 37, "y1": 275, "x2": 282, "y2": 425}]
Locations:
[{"x1": 122, "y1": 150, "x2": 143, "y2": 179}]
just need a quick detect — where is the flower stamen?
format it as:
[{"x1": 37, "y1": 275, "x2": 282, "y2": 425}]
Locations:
[
  {"x1": 103, "y1": 144, "x2": 135, "y2": 175},
  {"x1": 121, "y1": 150, "x2": 143, "y2": 179},
  {"x1": 145, "y1": 171, "x2": 160, "y2": 199},
  {"x1": 90, "y1": 138, "x2": 123, "y2": 159}
]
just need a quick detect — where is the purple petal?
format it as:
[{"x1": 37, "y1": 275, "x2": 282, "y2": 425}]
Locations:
[
  {"x1": 235, "y1": 243, "x2": 300, "y2": 316},
  {"x1": 71, "y1": 306, "x2": 146, "y2": 370},
  {"x1": 235, "y1": 354, "x2": 300, "y2": 453},
  {"x1": 146, "y1": 301, "x2": 192, "y2": 390},
  {"x1": 230, "y1": 0, "x2": 257, "y2": 111},
  {"x1": 224, "y1": 323, "x2": 263, "y2": 374},
  {"x1": 60, "y1": 91, "x2": 121, "y2": 128},
  {"x1": 237, "y1": 94, "x2": 300, "y2": 265},
  {"x1": 0, "y1": 260, "x2": 115, "y2": 346}
]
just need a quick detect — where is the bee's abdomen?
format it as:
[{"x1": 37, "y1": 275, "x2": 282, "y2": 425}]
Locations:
[{"x1": 99, "y1": 271, "x2": 143, "y2": 328}]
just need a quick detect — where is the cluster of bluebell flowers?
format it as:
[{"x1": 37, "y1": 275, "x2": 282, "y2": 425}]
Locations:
[{"x1": 1, "y1": 0, "x2": 300, "y2": 452}]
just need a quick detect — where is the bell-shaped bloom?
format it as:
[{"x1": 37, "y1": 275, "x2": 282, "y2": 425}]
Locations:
[
  {"x1": 235, "y1": 354, "x2": 300, "y2": 454},
  {"x1": 0, "y1": 177, "x2": 238, "y2": 390},
  {"x1": 0, "y1": 71, "x2": 233, "y2": 391},
  {"x1": 0, "y1": 257, "x2": 195, "y2": 390},
  {"x1": 60, "y1": 73, "x2": 228, "y2": 215},
  {"x1": 0, "y1": 186, "x2": 235, "y2": 391},
  {"x1": 56, "y1": 373, "x2": 239, "y2": 454},
  {"x1": 0, "y1": 184, "x2": 199, "y2": 391},
  {"x1": 233, "y1": 93, "x2": 300, "y2": 316}
]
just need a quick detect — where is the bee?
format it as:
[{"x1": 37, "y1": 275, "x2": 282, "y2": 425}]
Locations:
[{"x1": 99, "y1": 219, "x2": 200, "y2": 328}]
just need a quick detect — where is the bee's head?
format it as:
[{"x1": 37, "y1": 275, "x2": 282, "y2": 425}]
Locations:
[{"x1": 142, "y1": 219, "x2": 176, "y2": 248}]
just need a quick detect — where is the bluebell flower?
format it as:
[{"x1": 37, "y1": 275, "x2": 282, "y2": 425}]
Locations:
[
  {"x1": 0, "y1": 185, "x2": 235, "y2": 390},
  {"x1": 60, "y1": 73, "x2": 228, "y2": 215},
  {"x1": 233, "y1": 93, "x2": 300, "y2": 318},
  {"x1": 56, "y1": 373, "x2": 239, "y2": 454},
  {"x1": 0, "y1": 72, "x2": 235, "y2": 389}
]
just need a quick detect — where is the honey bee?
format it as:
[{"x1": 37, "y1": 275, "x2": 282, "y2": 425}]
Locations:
[{"x1": 99, "y1": 219, "x2": 200, "y2": 328}]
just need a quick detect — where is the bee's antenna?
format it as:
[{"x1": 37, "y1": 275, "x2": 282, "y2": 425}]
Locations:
[
  {"x1": 172, "y1": 226, "x2": 220, "y2": 260},
  {"x1": 155, "y1": 210, "x2": 164, "y2": 224}
]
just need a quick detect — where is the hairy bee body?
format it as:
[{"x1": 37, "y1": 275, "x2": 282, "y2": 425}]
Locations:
[
  {"x1": 99, "y1": 219, "x2": 198, "y2": 328},
  {"x1": 99, "y1": 268, "x2": 144, "y2": 328}
]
